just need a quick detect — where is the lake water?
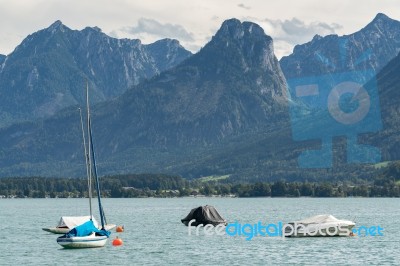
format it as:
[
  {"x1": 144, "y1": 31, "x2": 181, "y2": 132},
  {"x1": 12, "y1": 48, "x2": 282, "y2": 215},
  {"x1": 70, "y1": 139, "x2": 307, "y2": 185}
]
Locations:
[{"x1": 0, "y1": 198, "x2": 399, "y2": 265}]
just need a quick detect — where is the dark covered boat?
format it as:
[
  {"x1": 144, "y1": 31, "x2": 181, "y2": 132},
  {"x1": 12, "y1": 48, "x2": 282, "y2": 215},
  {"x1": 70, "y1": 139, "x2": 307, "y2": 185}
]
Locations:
[{"x1": 181, "y1": 205, "x2": 227, "y2": 226}]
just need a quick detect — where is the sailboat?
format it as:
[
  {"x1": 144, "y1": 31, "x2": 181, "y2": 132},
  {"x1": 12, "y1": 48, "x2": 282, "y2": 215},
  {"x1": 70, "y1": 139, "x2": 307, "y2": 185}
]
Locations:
[{"x1": 57, "y1": 83, "x2": 111, "y2": 248}]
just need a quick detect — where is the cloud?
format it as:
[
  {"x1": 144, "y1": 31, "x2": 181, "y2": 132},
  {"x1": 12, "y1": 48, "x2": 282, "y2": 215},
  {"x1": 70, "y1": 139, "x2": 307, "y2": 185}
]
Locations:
[
  {"x1": 237, "y1": 3, "x2": 251, "y2": 10},
  {"x1": 263, "y1": 17, "x2": 342, "y2": 44},
  {"x1": 122, "y1": 18, "x2": 194, "y2": 42},
  {"x1": 259, "y1": 17, "x2": 343, "y2": 58}
]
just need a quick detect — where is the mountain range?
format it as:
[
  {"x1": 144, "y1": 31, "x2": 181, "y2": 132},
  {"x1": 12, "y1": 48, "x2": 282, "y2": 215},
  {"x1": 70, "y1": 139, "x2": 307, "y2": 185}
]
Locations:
[
  {"x1": 0, "y1": 20, "x2": 191, "y2": 126},
  {"x1": 0, "y1": 14, "x2": 400, "y2": 181},
  {"x1": 280, "y1": 13, "x2": 400, "y2": 81},
  {"x1": 277, "y1": 13, "x2": 400, "y2": 169}
]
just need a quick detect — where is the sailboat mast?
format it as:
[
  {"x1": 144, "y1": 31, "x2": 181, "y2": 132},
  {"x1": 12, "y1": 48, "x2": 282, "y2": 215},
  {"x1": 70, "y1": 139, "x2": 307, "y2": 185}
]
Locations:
[
  {"x1": 79, "y1": 107, "x2": 92, "y2": 219},
  {"x1": 89, "y1": 124, "x2": 106, "y2": 230},
  {"x1": 86, "y1": 82, "x2": 94, "y2": 221},
  {"x1": 86, "y1": 83, "x2": 106, "y2": 230}
]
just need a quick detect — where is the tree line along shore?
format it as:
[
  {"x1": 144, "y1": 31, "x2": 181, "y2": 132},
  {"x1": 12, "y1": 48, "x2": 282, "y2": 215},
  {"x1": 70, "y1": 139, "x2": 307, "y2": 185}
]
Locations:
[{"x1": 0, "y1": 168, "x2": 399, "y2": 198}]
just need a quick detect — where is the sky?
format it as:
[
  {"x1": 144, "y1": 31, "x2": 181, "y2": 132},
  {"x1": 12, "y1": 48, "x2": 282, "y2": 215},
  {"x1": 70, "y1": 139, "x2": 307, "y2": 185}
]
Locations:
[{"x1": 0, "y1": 0, "x2": 399, "y2": 59}]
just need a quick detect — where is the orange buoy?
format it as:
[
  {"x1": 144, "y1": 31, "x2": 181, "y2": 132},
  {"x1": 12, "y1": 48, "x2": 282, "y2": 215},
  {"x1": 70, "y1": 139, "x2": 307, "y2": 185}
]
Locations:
[
  {"x1": 116, "y1": 225, "x2": 124, "y2": 233},
  {"x1": 112, "y1": 236, "x2": 123, "y2": 246}
]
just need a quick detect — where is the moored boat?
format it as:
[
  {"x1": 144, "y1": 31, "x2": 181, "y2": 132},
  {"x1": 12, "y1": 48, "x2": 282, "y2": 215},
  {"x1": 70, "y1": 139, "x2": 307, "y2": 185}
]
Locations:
[
  {"x1": 57, "y1": 220, "x2": 109, "y2": 248},
  {"x1": 56, "y1": 83, "x2": 111, "y2": 248},
  {"x1": 284, "y1": 214, "x2": 355, "y2": 237}
]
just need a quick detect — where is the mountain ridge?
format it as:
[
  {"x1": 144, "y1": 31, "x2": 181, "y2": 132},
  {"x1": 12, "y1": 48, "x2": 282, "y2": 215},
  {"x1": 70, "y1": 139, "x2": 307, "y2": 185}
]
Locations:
[
  {"x1": 0, "y1": 15, "x2": 399, "y2": 182},
  {"x1": 104, "y1": 18, "x2": 287, "y2": 145},
  {"x1": 280, "y1": 13, "x2": 400, "y2": 80},
  {"x1": 0, "y1": 20, "x2": 192, "y2": 126},
  {"x1": 0, "y1": 18, "x2": 289, "y2": 178}
]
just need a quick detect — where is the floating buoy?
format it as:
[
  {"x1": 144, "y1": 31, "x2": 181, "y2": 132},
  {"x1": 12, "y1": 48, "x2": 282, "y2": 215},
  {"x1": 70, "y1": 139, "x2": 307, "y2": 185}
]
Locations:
[
  {"x1": 112, "y1": 236, "x2": 123, "y2": 246},
  {"x1": 116, "y1": 225, "x2": 124, "y2": 233}
]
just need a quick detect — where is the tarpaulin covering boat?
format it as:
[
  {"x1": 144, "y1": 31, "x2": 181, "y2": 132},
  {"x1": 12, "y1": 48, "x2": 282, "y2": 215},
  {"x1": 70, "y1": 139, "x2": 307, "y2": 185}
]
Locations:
[
  {"x1": 181, "y1": 205, "x2": 227, "y2": 226},
  {"x1": 63, "y1": 220, "x2": 110, "y2": 238}
]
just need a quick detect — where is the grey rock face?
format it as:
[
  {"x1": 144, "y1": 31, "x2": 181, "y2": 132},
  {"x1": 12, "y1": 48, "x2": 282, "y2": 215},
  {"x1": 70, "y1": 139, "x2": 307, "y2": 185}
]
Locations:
[
  {"x1": 0, "y1": 21, "x2": 191, "y2": 126},
  {"x1": 280, "y1": 13, "x2": 400, "y2": 82}
]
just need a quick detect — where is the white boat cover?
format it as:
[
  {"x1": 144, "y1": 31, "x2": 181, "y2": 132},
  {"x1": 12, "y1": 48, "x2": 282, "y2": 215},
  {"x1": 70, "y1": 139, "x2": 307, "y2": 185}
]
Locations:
[
  {"x1": 285, "y1": 214, "x2": 355, "y2": 237},
  {"x1": 295, "y1": 214, "x2": 352, "y2": 225},
  {"x1": 57, "y1": 216, "x2": 99, "y2": 229}
]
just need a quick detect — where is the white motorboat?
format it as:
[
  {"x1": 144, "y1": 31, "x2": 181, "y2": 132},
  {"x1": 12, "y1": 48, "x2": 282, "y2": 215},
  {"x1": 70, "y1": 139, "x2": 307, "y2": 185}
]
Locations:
[{"x1": 283, "y1": 214, "x2": 355, "y2": 237}]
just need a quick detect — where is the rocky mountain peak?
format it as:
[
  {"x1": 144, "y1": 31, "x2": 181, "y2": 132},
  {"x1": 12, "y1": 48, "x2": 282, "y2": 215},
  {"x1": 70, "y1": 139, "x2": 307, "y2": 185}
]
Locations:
[
  {"x1": 145, "y1": 38, "x2": 192, "y2": 71},
  {"x1": 47, "y1": 20, "x2": 68, "y2": 33},
  {"x1": 148, "y1": 38, "x2": 184, "y2": 50},
  {"x1": 214, "y1": 18, "x2": 270, "y2": 42},
  {"x1": 371, "y1": 13, "x2": 392, "y2": 24},
  {"x1": 92, "y1": 26, "x2": 102, "y2": 32},
  {"x1": 311, "y1": 34, "x2": 323, "y2": 42},
  {"x1": 198, "y1": 18, "x2": 277, "y2": 76},
  {"x1": 82, "y1": 25, "x2": 103, "y2": 33},
  {"x1": 361, "y1": 13, "x2": 400, "y2": 34}
]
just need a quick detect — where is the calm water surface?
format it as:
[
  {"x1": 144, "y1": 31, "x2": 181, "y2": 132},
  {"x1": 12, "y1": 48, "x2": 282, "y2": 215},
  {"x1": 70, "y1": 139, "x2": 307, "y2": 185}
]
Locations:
[{"x1": 0, "y1": 198, "x2": 399, "y2": 265}]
